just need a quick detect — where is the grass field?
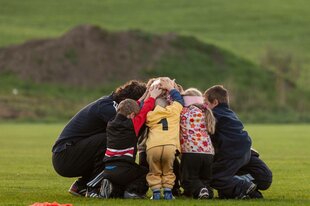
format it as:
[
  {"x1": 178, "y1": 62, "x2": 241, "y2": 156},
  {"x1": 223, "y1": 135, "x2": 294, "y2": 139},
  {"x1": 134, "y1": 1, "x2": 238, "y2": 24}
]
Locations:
[
  {"x1": 0, "y1": 124, "x2": 309, "y2": 206},
  {"x1": 0, "y1": 0, "x2": 309, "y2": 89}
]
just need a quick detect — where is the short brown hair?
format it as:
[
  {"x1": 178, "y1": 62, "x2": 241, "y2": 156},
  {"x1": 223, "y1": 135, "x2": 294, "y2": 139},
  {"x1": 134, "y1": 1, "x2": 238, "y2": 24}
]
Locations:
[
  {"x1": 117, "y1": 99, "x2": 140, "y2": 116},
  {"x1": 204, "y1": 85, "x2": 229, "y2": 104}
]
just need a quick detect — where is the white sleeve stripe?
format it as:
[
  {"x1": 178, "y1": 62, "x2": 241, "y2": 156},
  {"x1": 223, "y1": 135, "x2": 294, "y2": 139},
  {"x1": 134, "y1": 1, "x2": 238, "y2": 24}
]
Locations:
[
  {"x1": 113, "y1": 101, "x2": 118, "y2": 111},
  {"x1": 107, "y1": 147, "x2": 134, "y2": 152}
]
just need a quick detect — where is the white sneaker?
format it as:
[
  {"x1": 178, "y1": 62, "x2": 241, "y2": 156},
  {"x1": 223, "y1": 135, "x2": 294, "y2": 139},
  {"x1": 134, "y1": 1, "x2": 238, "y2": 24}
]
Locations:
[
  {"x1": 99, "y1": 179, "x2": 113, "y2": 198},
  {"x1": 124, "y1": 191, "x2": 145, "y2": 199},
  {"x1": 198, "y1": 187, "x2": 209, "y2": 199}
]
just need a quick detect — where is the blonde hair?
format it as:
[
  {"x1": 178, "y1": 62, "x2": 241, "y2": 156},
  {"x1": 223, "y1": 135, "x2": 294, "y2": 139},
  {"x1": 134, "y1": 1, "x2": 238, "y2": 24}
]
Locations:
[
  {"x1": 183, "y1": 88, "x2": 202, "y2": 96},
  {"x1": 184, "y1": 88, "x2": 216, "y2": 134},
  {"x1": 117, "y1": 99, "x2": 140, "y2": 116},
  {"x1": 146, "y1": 78, "x2": 156, "y2": 88},
  {"x1": 175, "y1": 83, "x2": 184, "y2": 93},
  {"x1": 204, "y1": 108, "x2": 216, "y2": 134}
]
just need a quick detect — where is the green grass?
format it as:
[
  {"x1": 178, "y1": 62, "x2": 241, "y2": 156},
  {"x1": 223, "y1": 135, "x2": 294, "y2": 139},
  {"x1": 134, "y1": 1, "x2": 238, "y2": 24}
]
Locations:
[
  {"x1": 0, "y1": 0, "x2": 309, "y2": 89},
  {"x1": 0, "y1": 74, "x2": 123, "y2": 122},
  {"x1": 0, "y1": 124, "x2": 309, "y2": 206}
]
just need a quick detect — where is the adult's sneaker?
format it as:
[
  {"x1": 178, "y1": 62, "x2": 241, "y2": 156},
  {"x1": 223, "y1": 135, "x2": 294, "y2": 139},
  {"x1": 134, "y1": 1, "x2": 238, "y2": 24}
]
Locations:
[
  {"x1": 124, "y1": 191, "x2": 145, "y2": 199},
  {"x1": 99, "y1": 179, "x2": 113, "y2": 198},
  {"x1": 68, "y1": 180, "x2": 87, "y2": 197},
  {"x1": 85, "y1": 187, "x2": 100, "y2": 198},
  {"x1": 198, "y1": 187, "x2": 209, "y2": 199},
  {"x1": 172, "y1": 187, "x2": 182, "y2": 197},
  {"x1": 249, "y1": 190, "x2": 264, "y2": 199},
  {"x1": 237, "y1": 182, "x2": 257, "y2": 199}
]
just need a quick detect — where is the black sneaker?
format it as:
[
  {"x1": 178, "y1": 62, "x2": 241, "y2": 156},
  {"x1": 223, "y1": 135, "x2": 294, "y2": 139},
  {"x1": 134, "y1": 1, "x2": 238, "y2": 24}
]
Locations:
[
  {"x1": 207, "y1": 186, "x2": 214, "y2": 199},
  {"x1": 249, "y1": 190, "x2": 264, "y2": 199},
  {"x1": 99, "y1": 179, "x2": 113, "y2": 198},
  {"x1": 68, "y1": 180, "x2": 87, "y2": 196},
  {"x1": 237, "y1": 182, "x2": 257, "y2": 199},
  {"x1": 172, "y1": 187, "x2": 182, "y2": 197},
  {"x1": 85, "y1": 187, "x2": 101, "y2": 198},
  {"x1": 198, "y1": 187, "x2": 209, "y2": 199},
  {"x1": 246, "y1": 182, "x2": 257, "y2": 194}
]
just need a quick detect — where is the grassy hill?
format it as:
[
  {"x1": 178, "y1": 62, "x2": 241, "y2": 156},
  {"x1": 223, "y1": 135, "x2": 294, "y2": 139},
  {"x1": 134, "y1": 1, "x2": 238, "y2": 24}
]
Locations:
[
  {"x1": 0, "y1": 25, "x2": 309, "y2": 123},
  {"x1": 0, "y1": 1, "x2": 309, "y2": 122},
  {"x1": 0, "y1": 0, "x2": 309, "y2": 89}
]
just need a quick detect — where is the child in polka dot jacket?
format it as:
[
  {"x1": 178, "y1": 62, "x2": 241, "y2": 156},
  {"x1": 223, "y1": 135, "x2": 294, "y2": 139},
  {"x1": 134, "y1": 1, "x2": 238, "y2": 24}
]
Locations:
[{"x1": 180, "y1": 88, "x2": 215, "y2": 199}]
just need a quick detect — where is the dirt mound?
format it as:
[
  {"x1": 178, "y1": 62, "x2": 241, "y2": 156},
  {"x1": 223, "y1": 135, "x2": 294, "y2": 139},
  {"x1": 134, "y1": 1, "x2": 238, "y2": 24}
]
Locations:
[{"x1": 0, "y1": 25, "x2": 176, "y2": 86}]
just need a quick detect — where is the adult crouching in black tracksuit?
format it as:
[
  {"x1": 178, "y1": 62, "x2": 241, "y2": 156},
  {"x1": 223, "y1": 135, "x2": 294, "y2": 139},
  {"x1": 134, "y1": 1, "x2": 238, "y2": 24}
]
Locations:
[{"x1": 52, "y1": 80, "x2": 146, "y2": 197}]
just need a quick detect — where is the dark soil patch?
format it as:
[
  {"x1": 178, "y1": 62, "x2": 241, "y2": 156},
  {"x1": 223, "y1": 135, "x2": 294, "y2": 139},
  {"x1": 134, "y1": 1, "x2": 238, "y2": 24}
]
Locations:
[{"x1": 0, "y1": 25, "x2": 177, "y2": 87}]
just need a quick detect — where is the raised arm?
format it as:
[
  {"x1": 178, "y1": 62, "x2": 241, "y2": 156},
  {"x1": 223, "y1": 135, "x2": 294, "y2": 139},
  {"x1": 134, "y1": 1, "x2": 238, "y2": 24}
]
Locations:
[
  {"x1": 169, "y1": 89, "x2": 184, "y2": 106},
  {"x1": 132, "y1": 86, "x2": 162, "y2": 136},
  {"x1": 160, "y1": 78, "x2": 184, "y2": 106}
]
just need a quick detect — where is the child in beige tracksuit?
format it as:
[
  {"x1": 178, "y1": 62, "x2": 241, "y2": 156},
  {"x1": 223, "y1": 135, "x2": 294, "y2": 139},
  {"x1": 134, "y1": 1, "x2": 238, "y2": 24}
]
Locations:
[{"x1": 145, "y1": 78, "x2": 184, "y2": 200}]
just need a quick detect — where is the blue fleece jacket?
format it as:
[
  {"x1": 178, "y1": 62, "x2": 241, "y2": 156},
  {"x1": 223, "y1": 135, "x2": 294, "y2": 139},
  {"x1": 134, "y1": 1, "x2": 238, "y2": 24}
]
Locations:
[{"x1": 211, "y1": 103, "x2": 252, "y2": 160}]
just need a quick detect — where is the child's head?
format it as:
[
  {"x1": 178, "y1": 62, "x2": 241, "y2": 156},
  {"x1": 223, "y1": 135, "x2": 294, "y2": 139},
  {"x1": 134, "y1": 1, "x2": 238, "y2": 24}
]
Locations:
[
  {"x1": 204, "y1": 85, "x2": 229, "y2": 109},
  {"x1": 161, "y1": 77, "x2": 183, "y2": 93},
  {"x1": 183, "y1": 88, "x2": 204, "y2": 106},
  {"x1": 183, "y1": 88, "x2": 202, "y2": 96},
  {"x1": 146, "y1": 78, "x2": 156, "y2": 88},
  {"x1": 150, "y1": 77, "x2": 167, "y2": 98},
  {"x1": 113, "y1": 80, "x2": 146, "y2": 103},
  {"x1": 183, "y1": 88, "x2": 216, "y2": 134},
  {"x1": 117, "y1": 99, "x2": 140, "y2": 118}
]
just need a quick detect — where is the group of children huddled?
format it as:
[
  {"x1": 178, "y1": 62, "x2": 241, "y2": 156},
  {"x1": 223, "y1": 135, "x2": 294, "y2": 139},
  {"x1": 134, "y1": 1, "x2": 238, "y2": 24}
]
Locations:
[{"x1": 86, "y1": 77, "x2": 273, "y2": 200}]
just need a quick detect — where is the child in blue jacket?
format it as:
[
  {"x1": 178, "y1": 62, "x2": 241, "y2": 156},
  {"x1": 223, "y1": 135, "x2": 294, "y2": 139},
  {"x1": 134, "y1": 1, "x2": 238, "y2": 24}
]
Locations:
[{"x1": 204, "y1": 85, "x2": 272, "y2": 199}]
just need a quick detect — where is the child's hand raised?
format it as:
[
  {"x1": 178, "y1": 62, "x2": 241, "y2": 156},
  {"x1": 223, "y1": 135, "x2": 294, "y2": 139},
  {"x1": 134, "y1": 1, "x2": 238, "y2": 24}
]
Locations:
[
  {"x1": 139, "y1": 79, "x2": 158, "y2": 101},
  {"x1": 149, "y1": 85, "x2": 162, "y2": 99},
  {"x1": 159, "y1": 78, "x2": 175, "y2": 91}
]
